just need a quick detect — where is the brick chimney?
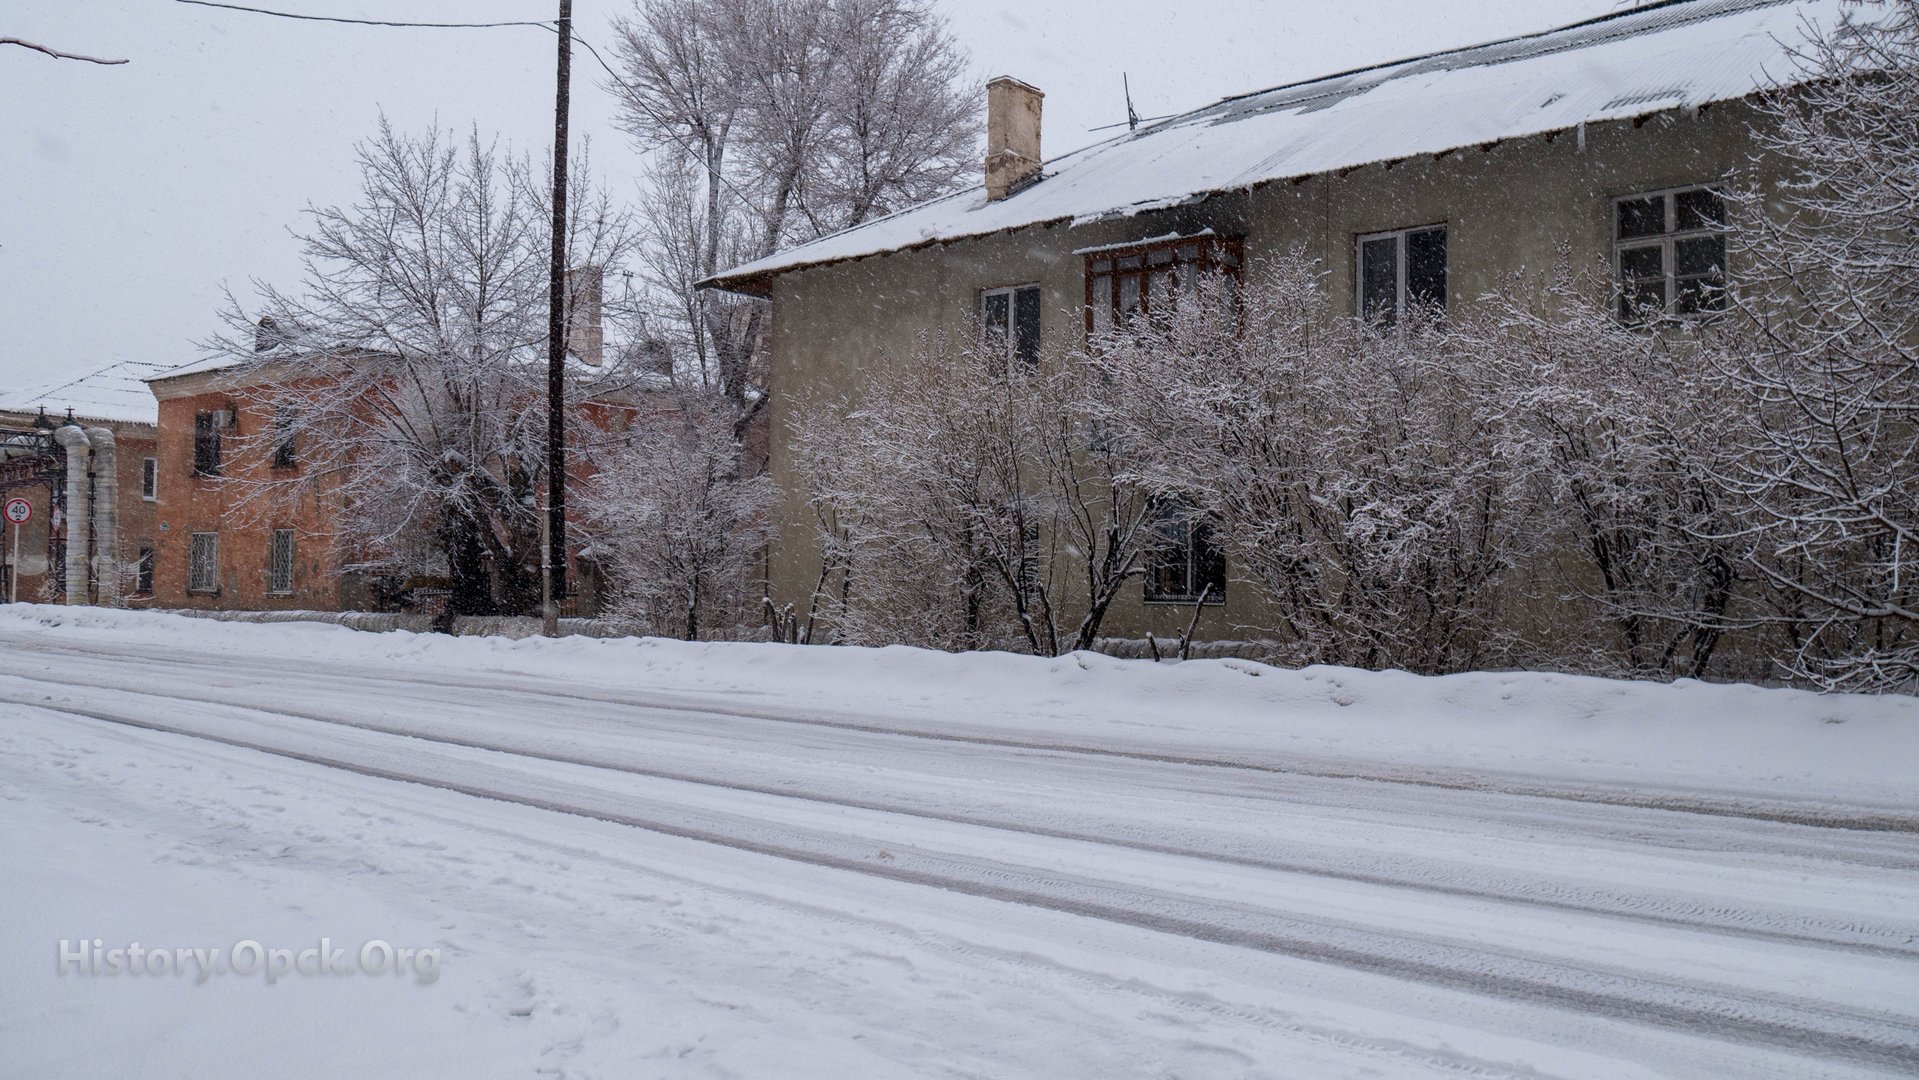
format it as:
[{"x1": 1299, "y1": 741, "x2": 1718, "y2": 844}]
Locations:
[
  {"x1": 985, "y1": 77, "x2": 1044, "y2": 201},
  {"x1": 564, "y1": 265, "x2": 604, "y2": 367}
]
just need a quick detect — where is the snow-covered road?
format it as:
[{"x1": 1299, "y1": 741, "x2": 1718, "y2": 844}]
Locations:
[{"x1": 3, "y1": 611, "x2": 1917, "y2": 1078}]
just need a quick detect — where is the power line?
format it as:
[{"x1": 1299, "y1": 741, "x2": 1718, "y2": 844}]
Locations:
[
  {"x1": 173, "y1": 0, "x2": 769, "y2": 221},
  {"x1": 174, "y1": 0, "x2": 550, "y2": 30}
]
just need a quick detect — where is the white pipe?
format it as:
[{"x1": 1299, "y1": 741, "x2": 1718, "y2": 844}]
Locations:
[
  {"x1": 53, "y1": 425, "x2": 92, "y2": 605},
  {"x1": 86, "y1": 427, "x2": 118, "y2": 607}
]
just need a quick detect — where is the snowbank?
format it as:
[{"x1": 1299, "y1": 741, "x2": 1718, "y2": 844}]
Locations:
[{"x1": 3, "y1": 604, "x2": 1913, "y2": 812}]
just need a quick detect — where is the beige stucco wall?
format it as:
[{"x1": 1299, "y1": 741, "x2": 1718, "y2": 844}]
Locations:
[{"x1": 760, "y1": 102, "x2": 1779, "y2": 645}]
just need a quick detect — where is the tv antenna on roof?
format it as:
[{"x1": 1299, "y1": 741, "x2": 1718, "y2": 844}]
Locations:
[{"x1": 1124, "y1": 72, "x2": 1141, "y2": 131}]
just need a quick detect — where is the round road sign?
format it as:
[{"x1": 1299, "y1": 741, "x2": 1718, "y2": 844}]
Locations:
[{"x1": 3, "y1": 498, "x2": 31, "y2": 525}]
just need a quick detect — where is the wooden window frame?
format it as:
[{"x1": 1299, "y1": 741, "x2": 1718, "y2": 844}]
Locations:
[
  {"x1": 1083, "y1": 234, "x2": 1244, "y2": 338},
  {"x1": 1613, "y1": 185, "x2": 1728, "y2": 324},
  {"x1": 1354, "y1": 223, "x2": 1448, "y2": 326}
]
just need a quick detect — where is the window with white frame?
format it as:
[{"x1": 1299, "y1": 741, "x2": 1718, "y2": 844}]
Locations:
[
  {"x1": 188, "y1": 532, "x2": 219, "y2": 593},
  {"x1": 1615, "y1": 186, "x2": 1726, "y2": 322},
  {"x1": 1357, "y1": 224, "x2": 1447, "y2": 326},
  {"x1": 1143, "y1": 500, "x2": 1226, "y2": 604},
  {"x1": 141, "y1": 457, "x2": 157, "y2": 501},
  {"x1": 267, "y1": 529, "x2": 295, "y2": 594},
  {"x1": 979, "y1": 284, "x2": 1041, "y2": 370}
]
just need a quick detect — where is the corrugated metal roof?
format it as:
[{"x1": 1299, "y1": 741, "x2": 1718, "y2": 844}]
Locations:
[{"x1": 706, "y1": 0, "x2": 1865, "y2": 292}]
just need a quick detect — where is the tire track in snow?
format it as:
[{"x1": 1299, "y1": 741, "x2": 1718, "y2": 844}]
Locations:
[
  {"x1": 3, "y1": 663, "x2": 1914, "y2": 962},
  {"x1": 10, "y1": 689, "x2": 1919, "y2": 1074},
  {"x1": 4, "y1": 630, "x2": 1916, "y2": 835}
]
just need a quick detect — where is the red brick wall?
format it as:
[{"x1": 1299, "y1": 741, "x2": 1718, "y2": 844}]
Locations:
[
  {"x1": 0, "y1": 419, "x2": 157, "y2": 606},
  {"x1": 151, "y1": 388, "x2": 345, "y2": 611}
]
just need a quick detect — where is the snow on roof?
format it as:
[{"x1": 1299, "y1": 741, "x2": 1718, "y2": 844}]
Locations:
[
  {"x1": 705, "y1": 0, "x2": 1857, "y2": 293},
  {"x1": 0, "y1": 360, "x2": 177, "y2": 426}
]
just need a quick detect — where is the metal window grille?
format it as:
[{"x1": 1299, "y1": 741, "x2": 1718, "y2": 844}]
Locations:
[
  {"x1": 267, "y1": 529, "x2": 295, "y2": 594},
  {"x1": 189, "y1": 532, "x2": 219, "y2": 593}
]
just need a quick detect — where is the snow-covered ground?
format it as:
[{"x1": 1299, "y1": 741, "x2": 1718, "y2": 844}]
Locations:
[{"x1": 2, "y1": 606, "x2": 1916, "y2": 1078}]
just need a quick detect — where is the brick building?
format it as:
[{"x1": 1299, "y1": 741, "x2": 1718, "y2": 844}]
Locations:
[
  {"x1": 144, "y1": 346, "x2": 662, "y2": 616},
  {"x1": 0, "y1": 362, "x2": 167, "y2": 606}
]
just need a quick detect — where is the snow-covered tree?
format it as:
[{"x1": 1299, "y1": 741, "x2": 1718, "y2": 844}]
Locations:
[
  {"x1": 1708, "y1": 2, "x2": 1919, "y2": 690},
  {"x1": 1090, "y1": 260, "x2": 1539, "y2": 673},
  {"x1": 204, "y1": 121, "x2": 643, "y2": 616},
  {"x1": 1483, "y1": 269, "x2": 1751, "y2": 679},
  {"x1": 583, "y1": 391, "x2": 774, "y2": 640},
  {"x1": 792, "y1": 334, "x2": 1158, "y2": 655},
  {"x1": 608, "y1": 0, "x2": 977, "y2": 428}
]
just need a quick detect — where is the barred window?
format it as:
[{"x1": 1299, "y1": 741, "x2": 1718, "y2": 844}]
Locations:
[
  {"x1": 267, "y1": 529, "x2": 295, "y2": 594},
  {"x1": 188, "y1": 532, "x2": 219, "y2": 593},
  {"x1": 1616, "y1": 186, "x2": 1727, "y2": 322}
]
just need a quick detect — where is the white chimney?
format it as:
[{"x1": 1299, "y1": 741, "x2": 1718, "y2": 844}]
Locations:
[{"x1": 985, "y1": 77, "x2": 1044, "y2": 202}]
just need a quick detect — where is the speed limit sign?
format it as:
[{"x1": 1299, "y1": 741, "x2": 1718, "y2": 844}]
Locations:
[{"x1": 2, "y1": 499, "x2": 28, "y2": 525}]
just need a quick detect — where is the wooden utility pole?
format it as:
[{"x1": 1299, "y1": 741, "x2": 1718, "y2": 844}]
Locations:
[{"x1": 543, "y1": 0, "x2": 572, "y2": 637}]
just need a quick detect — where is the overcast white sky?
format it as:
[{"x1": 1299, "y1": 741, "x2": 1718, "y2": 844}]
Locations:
[{"x1": 0, "y1": 0, "x2": 1628, "y2": 395}]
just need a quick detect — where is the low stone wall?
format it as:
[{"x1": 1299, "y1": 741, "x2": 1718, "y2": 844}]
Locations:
[
  {"x1": 159, "y1": 608, "x2": 1282, "y2": 661},
  {"x1": 1091, "y1": 637, "x2": 1281, "y2": 662},
  {"x1": 158, "y1": 607, "x2": 648, "y2": 640}
]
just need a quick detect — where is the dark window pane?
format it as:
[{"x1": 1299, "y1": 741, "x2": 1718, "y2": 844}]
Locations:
[
  {"x1": 1675, "y1": 234, "x2": 1725, "y2": 278},
  {"x1": 1193, "y1": 522, "x2": 1226, "y2": 602},
  {"x1": 1118, "y1": 273, "x2": 1141, "y2": 316},
  {"x1": 1147, "y1": 247, "x2": 1174, "y2": 267},
  {"x1": 136, "y1": 548, "x2": 154, "y2": 594},
  {"x1": 1013, "y1": 286, "x2": 1041, "y2": 366},
  {"x1": 1675, "y1": 275, "x2": 1727, "y2": 315},
  {"x1": 1116, "y1": 255, "x2": 1144, "y2": 271},
  {"x1": 1091, "y1": 258, "x2": 1112, "y2": 273},
  {"x1": 1360, "y1": 236, "x2": 1398, "y2": 325},
  {"x1": 981, "y1": 291, "x2": 1009, "y2": 333},
  {"x1": 192, "y1": 412, "x2": 222, "y2": 476},
  {"x1": 1406, "y1": 227, "x2": 1447, "y2": 310},
  {"x1": 1675, "y1": 188, "x2": 1725, "y2": 231},
  {"x1": 1619, "y1": 244, "x2": 1663, "y2": 281},
  {"x1": 1145, "y1": 504, "x2": 1193, "y2": 601},
  {"x1": 1620, "y1": 280, "x2": 1667, "y2": 322},
  {"x1": 1617, "y1": 195, "x2": 1665, "y2": 240}
]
